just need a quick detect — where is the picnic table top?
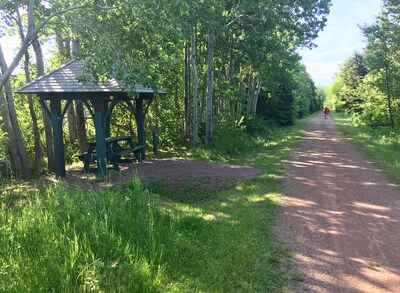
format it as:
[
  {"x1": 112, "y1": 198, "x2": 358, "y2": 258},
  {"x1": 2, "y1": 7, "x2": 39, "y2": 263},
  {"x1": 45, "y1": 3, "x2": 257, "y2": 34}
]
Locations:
[{"x1": 87, "y1": 136, "x2": 133, "y2": 145}]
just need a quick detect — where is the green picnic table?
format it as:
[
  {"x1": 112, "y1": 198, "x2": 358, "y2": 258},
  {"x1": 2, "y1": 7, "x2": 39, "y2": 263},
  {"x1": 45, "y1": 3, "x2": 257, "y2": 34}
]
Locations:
[{"x1": 78, "y1": 136, "x2": 143, "y2": 173}]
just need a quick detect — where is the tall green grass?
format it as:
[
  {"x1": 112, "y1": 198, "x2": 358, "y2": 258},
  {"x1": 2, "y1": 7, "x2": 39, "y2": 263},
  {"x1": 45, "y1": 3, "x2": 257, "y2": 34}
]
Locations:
[
  {"x1": 0, "y1": 115, "x2": 311, "y2": 292},
  {"x1": 0, "y1": 178, "x2": 173, "y2": 292}
]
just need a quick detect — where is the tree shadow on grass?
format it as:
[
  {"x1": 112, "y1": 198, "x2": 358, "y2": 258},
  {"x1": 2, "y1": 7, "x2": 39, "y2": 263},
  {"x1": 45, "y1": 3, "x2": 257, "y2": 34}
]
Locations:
[
  {"x1": 143, "y1": 176, "x2": 237, "y2": 204},
  {"x1": 146, "y1": 173, "x2": 299, "y2": 292}
]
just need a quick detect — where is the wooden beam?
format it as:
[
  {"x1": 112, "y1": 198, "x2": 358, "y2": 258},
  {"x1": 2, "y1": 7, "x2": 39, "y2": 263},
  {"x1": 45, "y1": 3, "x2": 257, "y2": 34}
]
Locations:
[
  {"x1": 50, "y1": 99, "x2": 66, "y2": 178},
  {"x1": 92, "y1": 98, "x2": 107, "y2": 176}
]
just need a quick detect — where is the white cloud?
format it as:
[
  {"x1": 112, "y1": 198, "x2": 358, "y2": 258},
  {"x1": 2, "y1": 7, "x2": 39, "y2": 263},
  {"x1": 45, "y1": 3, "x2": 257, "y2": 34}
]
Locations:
[
  {"x1": 299, "y1": 0, "x2": 382, "y2": 86},
  {"x1": 303, "y1": 60, "x2": 341, "y2": 86}
]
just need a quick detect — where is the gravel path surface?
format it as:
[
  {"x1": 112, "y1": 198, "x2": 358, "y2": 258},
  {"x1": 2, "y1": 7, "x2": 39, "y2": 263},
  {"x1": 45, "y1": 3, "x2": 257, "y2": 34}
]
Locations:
[
  {"x1": 59, "y1": 158, "x2": 262, "y2": 191},
  {"x1": 277, "y1": 114, "x2": 400, "y2": 292}
]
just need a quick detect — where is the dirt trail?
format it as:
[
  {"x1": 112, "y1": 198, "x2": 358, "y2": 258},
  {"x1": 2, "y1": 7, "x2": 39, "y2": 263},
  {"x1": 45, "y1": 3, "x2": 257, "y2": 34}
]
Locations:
[{"x1": 277, "y1": 114, "x2": 400, "y2": 292}]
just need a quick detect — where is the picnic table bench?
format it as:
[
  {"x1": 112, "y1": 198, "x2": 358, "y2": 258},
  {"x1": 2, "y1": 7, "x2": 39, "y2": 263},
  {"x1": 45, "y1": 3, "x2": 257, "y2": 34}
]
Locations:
[{"x1": 78, "y1": 135, "x2": 143, "y2": 173}]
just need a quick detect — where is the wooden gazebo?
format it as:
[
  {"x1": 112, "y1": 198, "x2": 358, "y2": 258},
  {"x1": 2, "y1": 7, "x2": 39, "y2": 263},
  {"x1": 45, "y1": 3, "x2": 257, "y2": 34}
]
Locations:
[{"x1": 16, "y1": 60, "x2": 166, "y2": 178}]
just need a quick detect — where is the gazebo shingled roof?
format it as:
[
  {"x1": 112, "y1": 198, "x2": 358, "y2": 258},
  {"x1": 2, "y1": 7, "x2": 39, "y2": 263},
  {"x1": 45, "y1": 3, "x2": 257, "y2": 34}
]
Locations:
[
  {"x1": 16, "y1": 60, "x2": 167, "y2": 95},
  {"x1": 15, "y1": 60, "x2": 166, "y2": 178}
]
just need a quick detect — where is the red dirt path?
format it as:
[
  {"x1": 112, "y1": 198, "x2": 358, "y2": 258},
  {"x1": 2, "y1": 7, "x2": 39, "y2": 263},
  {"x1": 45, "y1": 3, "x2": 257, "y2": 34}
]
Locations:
[
  {"x1": 58, "y1": 158, "x2": 262, "y2": 191},
  {"x1": 277, "y1": 114, "x2": 400, "y2": 292}
]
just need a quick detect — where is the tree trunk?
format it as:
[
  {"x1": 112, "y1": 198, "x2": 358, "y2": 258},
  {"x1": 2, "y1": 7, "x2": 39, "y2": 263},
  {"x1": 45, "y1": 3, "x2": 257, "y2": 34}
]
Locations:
[
  {"x1": 246, "y1": 72, "x2": 261, "y2": 116},
  {"x1": 0, "y1": 90, "x2": 21, "y2": 173},
  {"x1": 56, "y1": 31, "x2": 71, "y2": 62},
  {"x1": 24, "y1": 51, "x2": 44, "y2": 174},
  {"x1": 252, "y1": 75, "x2": 261, "y2": 114},
  {"x1": 184, "y1": 41, "x2": 191, "y2": 142},
  {"x1": 384, "y1": 60, "x2": 395, "y2": 128},
  {"x1": 0, "y1": 0, "x2": 86, "y2": 88},
  {"x1": 205, "y1": 32, "x2": 214, "y2": 144},
  {"x1": 72, "y1": 36, "x2": 88, "y2": 152},
  {"x1": 32, "y1": 38, "x2": 55, "y2": 172},
  {"x1": 55, "y1": 32, "x2": 77, "y2": 143},
  {"x1": 191, "y1": 22, "x2": 199, "y2": 147},
  {"x1": 0, "y1": 45, "x2": 31, "y2": 175},
  {"x1": 75, "y1": 100, "x2": 88, "y2": 153},
  {"x1": 67, "y1": 103, "x2": 78, "y2": 143},
  {"x1": 237, "y1": 70, "x2": 244, "y2": 119},
  {"x1": 72, "y1": 32, "x2": 80, "y2": 59}
]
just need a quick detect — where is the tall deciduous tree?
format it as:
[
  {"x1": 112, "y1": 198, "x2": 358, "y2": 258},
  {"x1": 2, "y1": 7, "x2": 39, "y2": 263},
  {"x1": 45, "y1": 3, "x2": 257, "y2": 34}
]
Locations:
[
  {"x1": 0, "y1": 0, "x2": 86, "y2": 89},
  {"x1": 72, "y1": 0, "x2": 331, "y2": 142},
  {"x1": 363, "y1": 7, "x2": 400, "y2": 128},
  {"x1": 0, "y1": 45, "x2": 31, "y2": 175}
]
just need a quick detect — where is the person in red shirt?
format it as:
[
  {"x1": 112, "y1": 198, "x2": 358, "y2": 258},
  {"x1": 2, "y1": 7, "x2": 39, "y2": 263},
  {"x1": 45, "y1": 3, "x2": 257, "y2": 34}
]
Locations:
[{"x1": 323, "y1": 106, "x2": 330, "y2": 119}]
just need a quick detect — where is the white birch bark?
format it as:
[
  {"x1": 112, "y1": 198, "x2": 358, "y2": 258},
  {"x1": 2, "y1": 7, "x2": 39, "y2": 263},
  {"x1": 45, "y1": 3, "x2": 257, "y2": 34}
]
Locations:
[
  {"x1": 206, "y1": 32, "x2": 214, "y2": 144},
  {"x1": 191, "y1": 22, "x2": 199, "y2": 147}
]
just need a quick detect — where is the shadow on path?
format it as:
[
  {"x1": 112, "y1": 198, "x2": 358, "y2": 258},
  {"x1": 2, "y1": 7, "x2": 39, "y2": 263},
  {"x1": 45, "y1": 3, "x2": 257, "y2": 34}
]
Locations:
[{"x1": 277, "y1": 114, "x2": 400, "y2": 292}]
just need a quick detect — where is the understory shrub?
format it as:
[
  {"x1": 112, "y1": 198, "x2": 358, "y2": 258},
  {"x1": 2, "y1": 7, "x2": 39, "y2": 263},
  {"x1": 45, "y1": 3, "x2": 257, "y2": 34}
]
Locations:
[{"x1": 209, "y1": 123, "x2": 260, "y2": 156}]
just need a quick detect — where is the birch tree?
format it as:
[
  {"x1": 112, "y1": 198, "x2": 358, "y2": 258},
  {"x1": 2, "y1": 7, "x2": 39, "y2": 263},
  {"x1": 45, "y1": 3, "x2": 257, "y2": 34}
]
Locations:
[
  {"x1": 0, "y1": 45, "x2": 31, "y2": 175},
  {"x1": 0, "y1": 0, "x2": 86, "y2": 89}
]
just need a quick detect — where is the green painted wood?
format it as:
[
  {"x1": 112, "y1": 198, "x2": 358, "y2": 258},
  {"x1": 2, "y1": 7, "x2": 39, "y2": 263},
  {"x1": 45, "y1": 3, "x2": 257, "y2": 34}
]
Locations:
[
  {"x1": 38, "y1": 98, "x2": 51, "y2": 118},
  {"x1": 135, "y1": 98, "x2": 145, "y2": 160},
  {"x1": 92, "y1": 99, "x2": 107, "y2": 176},
  {"x1": 50, "y1": 100, "x2": 66, "y2": 178},
  {"x1": 105, "y1": 100, "x2": 118, "y2": 138}
]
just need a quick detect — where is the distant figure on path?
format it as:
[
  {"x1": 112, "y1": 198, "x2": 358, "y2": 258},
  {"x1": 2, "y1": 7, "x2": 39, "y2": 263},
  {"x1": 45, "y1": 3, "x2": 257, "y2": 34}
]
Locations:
[{"x1": 323, "y1": 106, "x2": 330, "y2": 119}]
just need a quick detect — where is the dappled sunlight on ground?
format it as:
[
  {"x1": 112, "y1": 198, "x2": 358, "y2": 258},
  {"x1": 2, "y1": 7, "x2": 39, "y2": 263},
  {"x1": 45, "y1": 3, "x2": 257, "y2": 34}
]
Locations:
[
  {"x1": 30, "y1": 158, "x2": 262, "y2": 192},
  {"x1": 277, "y1": 114, "x2": 400, "y2": 292}
]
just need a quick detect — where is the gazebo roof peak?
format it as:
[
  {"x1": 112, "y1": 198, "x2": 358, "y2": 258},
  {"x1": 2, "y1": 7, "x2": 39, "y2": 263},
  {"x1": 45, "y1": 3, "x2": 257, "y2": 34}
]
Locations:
[{"x1": 15, "y1": 60, "x2": 167, "y2": 95}]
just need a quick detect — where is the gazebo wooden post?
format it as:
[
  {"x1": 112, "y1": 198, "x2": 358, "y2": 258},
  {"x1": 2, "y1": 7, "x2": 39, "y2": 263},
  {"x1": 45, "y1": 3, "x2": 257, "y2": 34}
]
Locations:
[
  {"x1": 135, "y1": 96, "x2": 146, "y2": 160},
  {"x1": 92, "y1": 98, "x2": 107, "y2": 176},
  {"x1": 104, "y1": 101, "x2": 111, "y2": 138},
  {"x1": 50, "y1": 99, "x2": 66, "y2": 178}
]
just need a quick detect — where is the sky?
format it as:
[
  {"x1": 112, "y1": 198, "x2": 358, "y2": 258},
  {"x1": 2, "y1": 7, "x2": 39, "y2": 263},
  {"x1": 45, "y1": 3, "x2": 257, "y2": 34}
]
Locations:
[{"x1": 299, "y1": 0, "x2": 383, "y2": 86}]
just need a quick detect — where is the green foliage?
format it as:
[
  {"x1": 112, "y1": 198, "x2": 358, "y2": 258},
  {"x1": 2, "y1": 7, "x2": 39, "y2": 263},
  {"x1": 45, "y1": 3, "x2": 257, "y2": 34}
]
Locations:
[
  {"x1": 257, "y1": 85, "x2": 296, "y2": 126},
  {"x1": 353, "y1": 75, "x2": 391, "y2": 127},
  {"x1": 292, "y1": 63, "x2": 316, "y2": 118},
  {"x1": 208, "y1": 121, "x2": 261, "y2": 156},
  {"x1": 328, "y1": 2, "x2": 400, "y2": 129},
  {"x1": 2, "y1": 0, "x2": 332, "y2": 177},
  {"x1": 0, "y1": 128, "x2": 11, "y2": 178},
  {"x1": 333, "y1": 52, "x2": 368, "y2": 114},
  {"x1": 244, "y1": 116, "x2": 277, "y2": 136},
  {"x1": 311, "y1": 85, "x2": 325, "y2": 113},
  {"x1": 69, "y1": 0, "x2": 331, "y2": 140},
  {"x1": 257, "y1": 60, "x2": 322, "y2": 126}
]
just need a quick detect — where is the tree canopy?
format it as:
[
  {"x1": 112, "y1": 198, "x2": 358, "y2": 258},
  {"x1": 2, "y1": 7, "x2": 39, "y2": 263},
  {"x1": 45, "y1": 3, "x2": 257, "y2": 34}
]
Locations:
[
  {"x1": 328, "y1": 0, "x2": 400, "y2": 128},
  {"x1": 0, "y1": 0, "x2": 330, "y2": 175}
]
